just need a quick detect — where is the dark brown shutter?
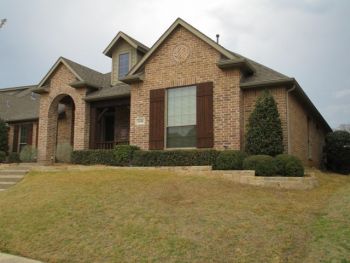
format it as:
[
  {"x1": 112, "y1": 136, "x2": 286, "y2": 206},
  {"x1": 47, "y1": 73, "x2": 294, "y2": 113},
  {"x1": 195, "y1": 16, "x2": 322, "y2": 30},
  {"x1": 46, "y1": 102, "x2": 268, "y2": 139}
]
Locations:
[
  {"x1": 13, "y1": 125, "x2": 19, "y2": 152},
  {"x1": 149, "y1": 88, "x2": 165, "y2": 150},
  {"x1": 196, "y1": 82, "x2": 214, "y2": 148},
  {"x1": 27, "y1": 123, "x2": 33, "y2": 145}
]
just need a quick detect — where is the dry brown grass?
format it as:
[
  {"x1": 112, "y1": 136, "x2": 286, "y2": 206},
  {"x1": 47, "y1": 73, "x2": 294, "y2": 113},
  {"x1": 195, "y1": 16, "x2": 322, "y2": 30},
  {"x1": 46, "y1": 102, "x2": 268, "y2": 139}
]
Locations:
[{"x1": 0, "y1": 168, "x2": 349, "y2": 263}]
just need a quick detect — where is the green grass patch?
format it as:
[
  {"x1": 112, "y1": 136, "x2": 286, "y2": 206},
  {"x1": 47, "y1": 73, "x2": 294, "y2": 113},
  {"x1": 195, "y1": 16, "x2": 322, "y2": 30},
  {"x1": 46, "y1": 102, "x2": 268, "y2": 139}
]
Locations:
[{"x1": 0, "y1": 168, "x2": 349, "y2": 262}]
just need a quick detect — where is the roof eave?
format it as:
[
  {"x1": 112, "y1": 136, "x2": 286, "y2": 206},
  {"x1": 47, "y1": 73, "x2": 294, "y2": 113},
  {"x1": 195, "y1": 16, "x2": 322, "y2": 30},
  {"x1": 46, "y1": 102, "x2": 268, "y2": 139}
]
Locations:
[
  {"x1": 84, "y1": 93, "x2": 130, "y2": 102},
  {"x1": 240, "y1": 78, "x2": 295, "y2": 89},
  {"x1": 32, "y1": 86, "x2": 49, "y2": 94},
  {"x1": 5, "y1": 117, "x2": 39, "y2": 123},
  {"x1": 217, "y1": 59, "x2": 255, "y2": 75},
  {"x1": 70, "y1": 80, "x2": 100, "y2": 90},
  {"x1": 119, "y1": 74, "x2": 144, "y2": 84}
]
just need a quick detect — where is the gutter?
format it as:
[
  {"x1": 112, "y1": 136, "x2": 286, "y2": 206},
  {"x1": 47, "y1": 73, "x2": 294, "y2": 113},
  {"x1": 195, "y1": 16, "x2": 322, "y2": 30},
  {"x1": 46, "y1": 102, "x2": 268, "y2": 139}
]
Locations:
[{"x1": 286, "y1": 85, "x2": 296, "y2": 154}]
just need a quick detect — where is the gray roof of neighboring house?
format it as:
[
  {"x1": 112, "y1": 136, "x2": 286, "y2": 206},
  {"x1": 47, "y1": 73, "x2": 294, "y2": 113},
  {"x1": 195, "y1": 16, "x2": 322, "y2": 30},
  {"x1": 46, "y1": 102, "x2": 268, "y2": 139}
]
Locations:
[{"x1": 0, "y1": 85, "x2": 40, "y2": 122}]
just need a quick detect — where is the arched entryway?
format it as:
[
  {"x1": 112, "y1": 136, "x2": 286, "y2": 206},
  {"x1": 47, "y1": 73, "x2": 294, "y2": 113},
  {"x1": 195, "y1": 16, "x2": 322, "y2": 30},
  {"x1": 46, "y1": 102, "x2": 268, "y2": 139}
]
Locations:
[{"x1": 45, "y1": 94, "x2": 76, "y2": 163}]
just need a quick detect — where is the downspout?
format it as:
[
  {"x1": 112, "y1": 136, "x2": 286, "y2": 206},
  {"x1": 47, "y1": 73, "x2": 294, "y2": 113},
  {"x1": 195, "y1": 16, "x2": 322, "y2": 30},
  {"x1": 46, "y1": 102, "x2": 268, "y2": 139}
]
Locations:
[{"x1": 286, "y1": 84, "x2": 296, "y2": 154}]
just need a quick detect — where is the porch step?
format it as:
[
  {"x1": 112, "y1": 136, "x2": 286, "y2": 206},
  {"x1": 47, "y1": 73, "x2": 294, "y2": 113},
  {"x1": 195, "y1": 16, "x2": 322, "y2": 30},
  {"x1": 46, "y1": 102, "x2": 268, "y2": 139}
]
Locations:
[
  {"x1": 0, "y1": 176, "x2": 24, "y2": 182},
  {"x1": 0, "y1": 170, "x2": 28, "y2": 175},
  {"x1": 0, "y1": 168, "x2": 29, "y2": 191}
]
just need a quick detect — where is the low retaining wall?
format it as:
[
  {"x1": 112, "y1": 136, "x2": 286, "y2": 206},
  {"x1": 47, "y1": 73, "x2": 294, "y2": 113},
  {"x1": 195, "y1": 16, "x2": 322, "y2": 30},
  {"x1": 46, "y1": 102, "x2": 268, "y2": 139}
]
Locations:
[
  {"x1": 114, "y1": 166, "x2": 318, "y2": 190},
  {"x1": 14, "y1": 164, "x2": 318, "y2": 190}
]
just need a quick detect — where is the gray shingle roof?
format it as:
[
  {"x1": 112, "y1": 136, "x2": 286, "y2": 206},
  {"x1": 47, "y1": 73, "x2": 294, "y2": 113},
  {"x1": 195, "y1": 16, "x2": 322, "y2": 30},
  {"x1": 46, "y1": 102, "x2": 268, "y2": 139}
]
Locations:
[
  {"x1": 85, "y1": 82, "x2": 130, "y2": 101},
  {"x1": 0, "y1": 86, "x2": 39, "y2": 122},
  {"x1": 61, "y1": 57, "x2": 107, "y2": 88}
]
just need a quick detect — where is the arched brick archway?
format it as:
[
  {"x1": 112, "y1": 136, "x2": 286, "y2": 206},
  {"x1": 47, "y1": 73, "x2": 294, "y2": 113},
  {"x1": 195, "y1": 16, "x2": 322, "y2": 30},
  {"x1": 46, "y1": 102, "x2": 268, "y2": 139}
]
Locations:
[
  {"x1": 37, "y1": 92, "x2": 90, "y2": 164},
  {"x1": 36, "y1": 62, "x2": 91, "y2": 164},
  {"x1": 41, "y1": 94, "x2": 76, "y2": 163}
]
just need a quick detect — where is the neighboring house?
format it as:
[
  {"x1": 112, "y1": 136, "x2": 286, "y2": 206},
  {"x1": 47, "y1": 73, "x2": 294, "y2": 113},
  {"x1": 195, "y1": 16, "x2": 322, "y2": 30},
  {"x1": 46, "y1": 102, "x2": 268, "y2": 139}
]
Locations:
[{"x1": 0, "y1": 18, "x2": 331, "y2": 166}]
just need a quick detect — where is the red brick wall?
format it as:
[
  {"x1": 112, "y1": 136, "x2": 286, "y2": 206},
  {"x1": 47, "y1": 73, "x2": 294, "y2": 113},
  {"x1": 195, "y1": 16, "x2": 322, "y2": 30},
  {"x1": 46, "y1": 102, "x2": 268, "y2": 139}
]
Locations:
[{"x1": 130, "y1": 25, "x2": 241, "y2": 150}]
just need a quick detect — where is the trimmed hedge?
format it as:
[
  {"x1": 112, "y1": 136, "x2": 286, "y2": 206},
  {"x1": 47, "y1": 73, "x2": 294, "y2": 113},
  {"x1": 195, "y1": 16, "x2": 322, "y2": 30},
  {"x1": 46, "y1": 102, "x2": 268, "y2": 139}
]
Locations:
[
  {"x1": 8, "y1": 152, "x2": 20, "y2": 163},
  {"x1": 113, "y1": 145, "x2": 139, "y2": 166},
  {"x1": 213, "y1": 150, "x2": 247, "y2": 170},
  {"x1": 0, "y1": 151, "x2": 5, "y2": 163},
  {"x1": 243, "y1": 155, "x2": 276, "y2": 176},
  {"x1": 0, "y1": 119, "x2": 8, "y2": 153},
  {"x1": 71, "y1": 150, "x2": 117, "y2": 165},
  {"x1": 274, "y1": 154, "x2": 304, "y2": 177},
  {"x1": 245, "y1": 90, "x2": 284, "y2": 156},
  {"x1": 132, "y1": 150, "x2": 219, "y2": 167},
  {"x1": 19, "y1": 145, "x2": 37, "y2": 163}
]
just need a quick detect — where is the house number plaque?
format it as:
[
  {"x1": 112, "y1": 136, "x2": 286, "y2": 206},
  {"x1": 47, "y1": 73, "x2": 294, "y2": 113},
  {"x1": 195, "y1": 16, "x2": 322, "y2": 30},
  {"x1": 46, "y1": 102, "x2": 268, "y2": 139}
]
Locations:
[{"x1": 135, "y1": 116, "x2": 145, "y2": 126}]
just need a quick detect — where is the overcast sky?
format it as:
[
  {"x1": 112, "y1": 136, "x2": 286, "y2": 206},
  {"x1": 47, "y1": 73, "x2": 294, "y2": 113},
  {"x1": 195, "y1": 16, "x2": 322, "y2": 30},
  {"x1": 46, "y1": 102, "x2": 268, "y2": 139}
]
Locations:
[{"x1": 1, "y1": 0, "x2": 349, "y2": 128}]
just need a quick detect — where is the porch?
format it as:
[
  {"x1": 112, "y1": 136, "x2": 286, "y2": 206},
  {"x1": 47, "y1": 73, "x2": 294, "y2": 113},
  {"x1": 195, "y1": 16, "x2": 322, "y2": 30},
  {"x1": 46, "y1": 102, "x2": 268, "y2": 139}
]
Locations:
[{"x1": 89, "y1": 98, "x2": 130, "y2": 149}]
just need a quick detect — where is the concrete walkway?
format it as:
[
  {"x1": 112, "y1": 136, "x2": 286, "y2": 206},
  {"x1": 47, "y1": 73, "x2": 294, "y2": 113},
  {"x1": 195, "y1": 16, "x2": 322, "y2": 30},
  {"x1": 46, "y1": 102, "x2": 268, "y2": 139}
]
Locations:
[
  {"x1": 0, "y1": 253, "x2": 42, "y2": 263},
  {"x1": 0, "y1": 166, "x2": 29, "y2": 192}
]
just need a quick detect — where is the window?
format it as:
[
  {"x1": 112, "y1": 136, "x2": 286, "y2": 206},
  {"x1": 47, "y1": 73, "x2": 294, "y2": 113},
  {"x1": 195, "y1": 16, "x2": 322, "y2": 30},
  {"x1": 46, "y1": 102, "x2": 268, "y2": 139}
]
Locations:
[
  {"x1": 118, "y1": 53, "x2": 129, "y2": 79},
  {"x1": 19, "y1": 125, "x2": 28, "y2": 152},
  {"x1": 166, "y1": 86, "x2": 196, "y2": 148}
]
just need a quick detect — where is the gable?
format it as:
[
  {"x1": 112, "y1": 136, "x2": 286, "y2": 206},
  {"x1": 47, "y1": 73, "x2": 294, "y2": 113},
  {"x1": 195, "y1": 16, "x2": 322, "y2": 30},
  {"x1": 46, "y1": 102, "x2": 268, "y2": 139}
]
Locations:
[
  {"x1": 143, "y1": 25, "x2": 223, "y2": 80},
  {"x1": 37, "y1": 58, "x2": 82, "y2": 89},
  {"x1": 128, "y1": 18, "x2": 238, "y2": 76}
]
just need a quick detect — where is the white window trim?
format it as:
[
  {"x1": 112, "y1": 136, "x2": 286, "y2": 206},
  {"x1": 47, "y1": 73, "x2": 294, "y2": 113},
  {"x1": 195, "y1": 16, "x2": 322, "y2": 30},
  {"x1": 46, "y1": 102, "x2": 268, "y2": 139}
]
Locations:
[{"x1": 118, "y1": 51, "x2": 131, "y2": 79}]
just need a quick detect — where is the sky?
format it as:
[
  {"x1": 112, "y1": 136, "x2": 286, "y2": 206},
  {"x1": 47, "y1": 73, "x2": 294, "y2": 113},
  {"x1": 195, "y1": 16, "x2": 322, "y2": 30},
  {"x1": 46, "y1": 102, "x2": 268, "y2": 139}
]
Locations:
[{"x1": 0, "y1": 0, "x2": 349, "y2": 128}]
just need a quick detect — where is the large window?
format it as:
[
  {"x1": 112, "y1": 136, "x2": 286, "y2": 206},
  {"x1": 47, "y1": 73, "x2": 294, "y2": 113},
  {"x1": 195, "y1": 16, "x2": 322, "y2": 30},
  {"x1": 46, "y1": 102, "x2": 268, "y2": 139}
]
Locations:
[
  {"x1": 166, "y1": 86, "x2": 196, "y2": 148},
  {"x1": 118, "y1": 53, "x2": 129, "y2": 79}
]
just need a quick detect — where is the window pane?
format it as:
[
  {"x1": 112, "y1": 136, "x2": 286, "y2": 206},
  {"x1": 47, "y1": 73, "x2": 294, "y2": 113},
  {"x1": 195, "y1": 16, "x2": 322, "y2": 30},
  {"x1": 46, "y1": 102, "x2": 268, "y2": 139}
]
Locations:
[
  {"x1": 167, "y1": 125, "x2": 196, "y2": 148},
  {"x1": 166, "y1": 86, "x2": 196, "y2": 148},
  {"x1": 167, "y1": 86, "x2": 196, "y2": 127},
  {"x1": 118, "y1": 53, "x2": 129, "y2": 78},
  {"x1": 20, "y1": 126, "x2": 28, "y2": 144}
]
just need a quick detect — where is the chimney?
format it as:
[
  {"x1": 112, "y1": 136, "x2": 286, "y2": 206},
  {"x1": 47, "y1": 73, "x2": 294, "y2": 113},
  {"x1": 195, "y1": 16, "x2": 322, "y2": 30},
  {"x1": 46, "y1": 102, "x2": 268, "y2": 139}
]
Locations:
[{"x1": 216, "y1": 34, "x2": 220, "y2": 44}]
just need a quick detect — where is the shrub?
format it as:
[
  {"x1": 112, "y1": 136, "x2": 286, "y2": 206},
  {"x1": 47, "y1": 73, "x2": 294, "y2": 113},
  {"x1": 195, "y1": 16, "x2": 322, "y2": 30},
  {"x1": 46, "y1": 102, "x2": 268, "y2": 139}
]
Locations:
[
  {"x1": 113, "y1": 145, "x2": 139, "y2": 166},
  {"x1": 213, "y1": 150, "x2": 247, "y2": 170},
  {"x1": 243, "y1": 155, "x2": 277, "y2": 176},
  {"x1": 0, "y1": 151, "x2": 6, "y2": 163},
  {"x1": 8, "y1": 152, "x2": 20, "y2": 163},
  {"x1": 19, "y1": 145, "x2": 37, "y2": 162},
  {"x1": 274, "y1": 154, "x2": 304, "y2": 177},
  {"x1": 245, "y1": 90, "x2": 284, "y2": 156},
  {"x1": 71, "y1": 150, "x2": 117, "y2": 165},
  {"x1": 0, "y1": 119, "x2": 8, "y2": 153},
  {"x1": 132, "y1": 150, "x2": 219, "y2": 167},
  {"x1": 324, "y1": 131, "x2": 350, "y2": 175},
  {"x1": 56, "y1": 143, "x2": 73, "y2": 163}
]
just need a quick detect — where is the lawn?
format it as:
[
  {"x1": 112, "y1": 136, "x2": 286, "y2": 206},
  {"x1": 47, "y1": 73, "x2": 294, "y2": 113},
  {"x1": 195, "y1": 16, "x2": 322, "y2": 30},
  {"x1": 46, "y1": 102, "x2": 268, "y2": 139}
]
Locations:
[{"x1": 0, "y1": 167, "x2": 349, "y2": 263}]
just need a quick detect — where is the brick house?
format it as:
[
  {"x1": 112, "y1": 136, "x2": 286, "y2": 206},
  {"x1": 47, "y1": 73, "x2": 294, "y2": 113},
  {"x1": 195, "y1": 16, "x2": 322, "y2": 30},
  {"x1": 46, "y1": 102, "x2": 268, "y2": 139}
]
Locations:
[{"x1": 0, "y1": 18, "x2": 331, "y2": 166}]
